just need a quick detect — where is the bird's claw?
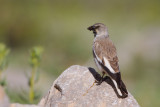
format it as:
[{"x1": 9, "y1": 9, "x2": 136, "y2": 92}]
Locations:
[{"x1": 95, "y1": 78, "x2": 104, "y2": 85}]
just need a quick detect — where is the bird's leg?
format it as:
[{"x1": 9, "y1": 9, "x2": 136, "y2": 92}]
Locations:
[{"x1": 96, "y1": 72, "x2": 105, "y2": 85}]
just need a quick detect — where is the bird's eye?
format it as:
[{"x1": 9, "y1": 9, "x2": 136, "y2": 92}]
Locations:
[{"x1": 94, "y1": 26, "x2": 100, "y2": 29}]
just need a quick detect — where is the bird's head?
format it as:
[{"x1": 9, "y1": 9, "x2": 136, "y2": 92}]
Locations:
[{"x1": 87, "y1": 23, "x2": 108, "y2": 37}]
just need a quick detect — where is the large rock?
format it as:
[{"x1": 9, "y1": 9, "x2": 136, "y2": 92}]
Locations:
[{"x1": 39, "y1": 65, "x2": 140, "y2": 107}]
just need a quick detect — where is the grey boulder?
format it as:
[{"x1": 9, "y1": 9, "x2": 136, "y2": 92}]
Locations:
[{"x1": 39, "y1": 65, "x2": 140, "y2": 107}]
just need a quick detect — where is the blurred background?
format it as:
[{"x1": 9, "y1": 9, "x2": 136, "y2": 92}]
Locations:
[{"x1": 0, "y1": 0, "x2": 160, "y2": 106}]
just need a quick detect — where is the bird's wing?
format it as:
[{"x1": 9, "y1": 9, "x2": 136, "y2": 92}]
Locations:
[{"x1": 94, "y1": 38, "x2": 119, "y2": 73}]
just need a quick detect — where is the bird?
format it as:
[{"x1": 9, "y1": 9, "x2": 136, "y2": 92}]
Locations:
[{"x1": 87, "y1": 23, "x2": 128, "y2": 98}]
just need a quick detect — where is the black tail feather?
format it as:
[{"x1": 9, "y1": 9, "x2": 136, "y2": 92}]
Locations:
[
  {"x1": 113, "y1": 72, "x2": 128, "y2": 98},
  {"x1": 118, "y1": 79, "x2": 128, "y2": 98}
]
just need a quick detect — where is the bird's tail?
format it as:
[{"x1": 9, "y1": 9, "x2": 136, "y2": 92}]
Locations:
[
  {"x1": 98, "y1": 61, "x2": 128, "y2": 98},
  {"x1": 111, "y1": 72, "x2": 128, "y2": 98}
]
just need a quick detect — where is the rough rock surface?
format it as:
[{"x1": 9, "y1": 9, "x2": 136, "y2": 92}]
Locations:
[{"x1": 39, "y1": 65, "x2": 140, "y2": 107}]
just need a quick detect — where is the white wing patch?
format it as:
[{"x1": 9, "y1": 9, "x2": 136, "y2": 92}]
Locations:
[
  {"x1": 103, "y1": 57, "x2": 116, "y2": 74},
  {"x1": 93, "y1": 49, "x2": 116, "y2": 74}
]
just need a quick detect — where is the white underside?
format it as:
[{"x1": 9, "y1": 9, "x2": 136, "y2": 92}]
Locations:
[{"x1": 94, "y1": 58, "x2": 103, "y2": 72}]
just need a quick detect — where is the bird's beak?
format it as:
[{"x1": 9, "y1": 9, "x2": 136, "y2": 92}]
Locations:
[
  {"x1": 87, "y1": 25, "x2": 99, "y2": 31},
  {"x1": 87, "y1": 25, "x2": 95, "y2": 31}
]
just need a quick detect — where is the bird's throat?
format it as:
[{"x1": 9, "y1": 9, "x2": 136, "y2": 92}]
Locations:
[{"x1": 93, "y1": 30, "x2": 97, "y2": 37}]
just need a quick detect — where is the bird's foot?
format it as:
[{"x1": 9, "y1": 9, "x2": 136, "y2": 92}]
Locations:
[
  {"x1": 95, "y1": 77, "x2": 104, "y2": 85},
  {"x1": 95, "y1": 72, "x2": 105, "y2": 85}
]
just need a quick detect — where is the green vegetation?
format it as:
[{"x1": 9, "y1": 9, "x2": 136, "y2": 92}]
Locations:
[
  {"x1": 29, "y1": 47, "x2": 43, "y2": 103},
  {"x1": 0, "y1": 43, "x2": 10, "y2": 86},
  {"x1": 6, "y1": 88, "x2": 41, "y2": 104},
  {"x1": 5, "y1": 46, "x2": 43, "y2": 104}
]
